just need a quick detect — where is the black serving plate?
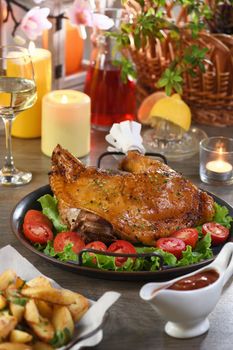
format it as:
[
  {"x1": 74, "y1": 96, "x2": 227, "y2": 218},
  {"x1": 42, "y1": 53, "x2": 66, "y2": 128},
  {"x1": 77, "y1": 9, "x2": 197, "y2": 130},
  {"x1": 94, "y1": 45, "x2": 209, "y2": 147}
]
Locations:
[{"x1": 11, "y1": 184, "x2": 233, "y2": 281}]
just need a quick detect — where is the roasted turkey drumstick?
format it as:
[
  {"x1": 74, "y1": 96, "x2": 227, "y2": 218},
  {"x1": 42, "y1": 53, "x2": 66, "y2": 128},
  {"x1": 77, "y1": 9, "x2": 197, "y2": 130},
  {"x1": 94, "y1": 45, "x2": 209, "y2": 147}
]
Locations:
[{"x1": 49, "y1": 145, "x2": 215, "y2": 246}]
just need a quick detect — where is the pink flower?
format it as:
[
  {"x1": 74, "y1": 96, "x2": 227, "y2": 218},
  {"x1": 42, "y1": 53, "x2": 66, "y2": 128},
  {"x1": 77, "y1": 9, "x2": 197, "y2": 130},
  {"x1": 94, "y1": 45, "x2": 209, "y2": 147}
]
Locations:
[
  {"x1": 20, "y1": 7, "x2": 52, "y2": 41},
  {"x1": 67, "y1": 0, "x2": 114, "y2": 30},
  {"x1": 67, "y1": 0, "x2": 93, "y2": 27}
]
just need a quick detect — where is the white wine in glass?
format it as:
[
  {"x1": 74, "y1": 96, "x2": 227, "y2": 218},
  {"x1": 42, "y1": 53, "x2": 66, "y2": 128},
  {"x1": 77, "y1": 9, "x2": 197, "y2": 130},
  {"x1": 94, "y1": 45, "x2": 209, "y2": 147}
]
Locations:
[{"x1": 0, "y1": 46, "x2": 37, "y2": 185}]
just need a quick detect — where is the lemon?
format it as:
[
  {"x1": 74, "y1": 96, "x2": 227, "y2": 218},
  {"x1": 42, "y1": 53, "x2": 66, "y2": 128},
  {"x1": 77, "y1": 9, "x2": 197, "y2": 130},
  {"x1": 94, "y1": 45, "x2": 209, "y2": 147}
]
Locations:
[{"x1": 148, "y1": 94, "x2": 191, "y2": 131}]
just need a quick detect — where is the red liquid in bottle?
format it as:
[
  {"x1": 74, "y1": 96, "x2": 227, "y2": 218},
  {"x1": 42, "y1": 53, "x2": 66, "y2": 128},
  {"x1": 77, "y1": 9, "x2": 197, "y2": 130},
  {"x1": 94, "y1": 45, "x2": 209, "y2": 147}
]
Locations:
[{"x1": 84, "y1": 63, "x2": 136, "y2": 129}]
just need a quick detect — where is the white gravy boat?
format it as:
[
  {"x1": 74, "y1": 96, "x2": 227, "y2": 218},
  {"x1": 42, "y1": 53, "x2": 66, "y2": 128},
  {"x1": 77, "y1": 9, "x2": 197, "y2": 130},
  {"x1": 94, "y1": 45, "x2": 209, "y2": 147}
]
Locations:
[{"x1": 140, "y1": 242, "x2": 233, "y2": 339}]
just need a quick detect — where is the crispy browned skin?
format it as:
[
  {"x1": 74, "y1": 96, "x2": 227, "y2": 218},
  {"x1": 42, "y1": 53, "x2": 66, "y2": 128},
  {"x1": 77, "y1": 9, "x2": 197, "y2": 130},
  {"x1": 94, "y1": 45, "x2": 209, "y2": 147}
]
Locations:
[{"x1": 49, "y1": 145, "x2": 215, "y2": 246}]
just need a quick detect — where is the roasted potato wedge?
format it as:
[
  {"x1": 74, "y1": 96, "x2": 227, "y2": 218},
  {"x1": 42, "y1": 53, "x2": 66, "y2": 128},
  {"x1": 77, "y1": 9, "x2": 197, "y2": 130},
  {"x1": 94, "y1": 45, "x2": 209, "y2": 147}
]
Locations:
[
  {"x1": 0, "y1": 315, "x2": 17, "y2": 338},
  {"x1": 28, "y1": 316, "x2": 54, "y2": 343},
  {"x1": 52, "y1": 306, "x2": 74, "y2": 337},
  {"x1": 22, "y1": 287, "x2": 86, "y2": 306},
  {"x1": 35, "y1": 300, "x2": 53, "y2": 319},
  {"x1": 0, "y1": 270, "x2": 16, "y2": 290},
  {"x1": 0, "y1": 271, "x2": 89, "y2": 348},
  {"x1": 24, "y1": 300, "x2": 40, "y2": 324},
  {"x1": 26, "y1": 277, "x2": 52, "y2": 289},
  {"x1": 68, "y1": 297, "x2": 89, "y2": 322},
  {"x1": 10, "y1": 329, "x2": 33, "y2": 343},
  {"x1": 9, "y1": 303, "x2": 25, "y2": 323}
]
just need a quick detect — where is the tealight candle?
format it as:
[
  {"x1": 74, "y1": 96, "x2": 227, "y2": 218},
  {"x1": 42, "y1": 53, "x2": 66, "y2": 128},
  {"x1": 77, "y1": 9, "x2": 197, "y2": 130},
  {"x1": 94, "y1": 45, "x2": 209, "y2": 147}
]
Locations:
[
  {"x1": 200, "y1": 137, "x2": 233, "y2": 185},
  {"x1": 11, "y1": 43, "x2": 52, "y2": 138},
  {"x1": 206, "y1": 160, "x2": 233, "y2": 181},
  {"x1": 41, "y1": 90, "x2": 90, "y2": 158}
]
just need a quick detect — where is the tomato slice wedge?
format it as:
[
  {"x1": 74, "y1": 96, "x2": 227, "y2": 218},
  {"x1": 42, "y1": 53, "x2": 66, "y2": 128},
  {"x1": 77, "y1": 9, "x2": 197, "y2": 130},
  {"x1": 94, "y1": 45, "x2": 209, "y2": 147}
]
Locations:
[
  {"x1": 85, "y1": 241, "x2": 107, "y2": 251},
  {"x1": 23, "y1": 222, "x2": 53, "y2": 244},
  {"x1": 107, "y1": 240, "x2": 136, "y2": 267},
  {"x1": 24, "y1": 210, "x2": 53, "y2": 229},
  {"x1": 156, "y1": 237, "x2": 186, "y2": 259},
  {"x1": 172, "y1": 228, "x2": 199, "y2": 249},
  {"x1": 202, "y1": 222, "x2": 230, "y2": 245},
  {"x1": 53, "y1": 232, "x2": 85, "y2": 254}
]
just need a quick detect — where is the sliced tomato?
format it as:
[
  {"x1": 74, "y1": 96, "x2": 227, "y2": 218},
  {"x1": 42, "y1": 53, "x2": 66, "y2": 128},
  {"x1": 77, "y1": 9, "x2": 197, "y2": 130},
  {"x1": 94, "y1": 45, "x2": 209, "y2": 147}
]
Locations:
[
  {"x1": 24, "y1": 210, "x2": 53, "y2": 229},
  {"x1": 107, "y1": 240, "x2": 136, "y2": 267},
  {"x1": 202, "y1": 222, "x2": 230, "y2": 245},
  {"x1": 85, "y1": 241, "x2": 107, "y2": 251},
  {"x1": 23, "y1": 222, "x2": 53, "y2": 244},
  {"x1": 156, "y1": 237, "x2": 186, "y2": 259},
  {"x1": 53, "y1": 232, "x2": 85, "y2": 254},
  {"x1": 172, "y1": 228, "x2": 199, "y2": 249},
  {"x1": 85, "y1": 241, "x2": 107, "y2": 264}
]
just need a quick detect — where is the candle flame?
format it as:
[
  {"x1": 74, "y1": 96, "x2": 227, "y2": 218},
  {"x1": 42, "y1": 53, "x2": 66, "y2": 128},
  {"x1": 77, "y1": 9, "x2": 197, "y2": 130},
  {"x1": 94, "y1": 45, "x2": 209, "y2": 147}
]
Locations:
[
  {"x1": 216, "y1": 141, "x2": 226, "y2": 154},
  {"x1": 61, "y1": 95, "x2": 68, "y2": 104},
  {"x1": 28, "y1": 41, "x2": 36, "y2": 55},
  {"x1": 219, "y1": 147, "x2": 223, "y2": 155}
]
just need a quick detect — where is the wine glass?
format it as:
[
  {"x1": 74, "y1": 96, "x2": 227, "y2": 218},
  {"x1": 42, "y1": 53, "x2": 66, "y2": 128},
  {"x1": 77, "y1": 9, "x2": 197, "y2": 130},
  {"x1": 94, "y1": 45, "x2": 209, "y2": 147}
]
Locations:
[{"x1": 0, "y1": 46, "x2": 37, "y2": 185}]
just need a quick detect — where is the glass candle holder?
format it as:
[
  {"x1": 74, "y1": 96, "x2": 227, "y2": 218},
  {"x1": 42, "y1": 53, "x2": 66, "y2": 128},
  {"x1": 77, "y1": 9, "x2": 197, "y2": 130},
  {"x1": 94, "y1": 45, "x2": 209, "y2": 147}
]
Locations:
[{"x1": 200, "y1": 137, "x2": 233, "y2": 185}]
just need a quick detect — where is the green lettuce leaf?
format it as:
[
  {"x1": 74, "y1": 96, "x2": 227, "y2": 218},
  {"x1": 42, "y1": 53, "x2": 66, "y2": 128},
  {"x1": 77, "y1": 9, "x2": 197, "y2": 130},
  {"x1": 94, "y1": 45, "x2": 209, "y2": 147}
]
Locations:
[
  {"x1": 82, "y1": 251, "x2": 137, "y2": 271},
  {"x1": 177, "y1": 233, "x2": 213, "y2": 266},
  {"x1": 136, "y1": 246, "x2": 177, "y2": 267},
  {"x1": 213, "y1": 202, "x2": 233, "y2": 228},
  {"x1": 194, "y1": 232, "x2": 213, "y2": 259},
  {"x1": 38, "y1": 194, "x2": 68, "y2": 232},
  {"x1": 43, "y1": 241, "x2": 77, "y2": 262}
]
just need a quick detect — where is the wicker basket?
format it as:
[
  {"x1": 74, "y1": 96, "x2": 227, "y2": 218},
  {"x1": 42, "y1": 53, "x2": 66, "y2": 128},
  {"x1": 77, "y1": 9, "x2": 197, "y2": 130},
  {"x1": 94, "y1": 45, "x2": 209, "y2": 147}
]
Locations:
[{"x1": 126, "y1": 2, "x2": 233, "y2": 126}]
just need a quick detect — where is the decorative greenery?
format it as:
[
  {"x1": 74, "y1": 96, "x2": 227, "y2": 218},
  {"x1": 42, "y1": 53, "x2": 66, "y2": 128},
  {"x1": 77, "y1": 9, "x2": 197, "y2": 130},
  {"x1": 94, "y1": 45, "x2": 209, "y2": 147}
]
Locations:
[{"x1": 111, "y1": 0, "x2": 232, "y2": 94}]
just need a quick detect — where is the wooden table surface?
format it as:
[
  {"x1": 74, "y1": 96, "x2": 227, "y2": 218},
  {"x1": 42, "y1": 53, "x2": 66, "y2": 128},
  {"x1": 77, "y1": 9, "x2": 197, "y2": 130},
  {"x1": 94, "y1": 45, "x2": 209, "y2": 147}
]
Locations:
[{"x1": 1, "y1": 123, "x2": 233, "y2": 350}]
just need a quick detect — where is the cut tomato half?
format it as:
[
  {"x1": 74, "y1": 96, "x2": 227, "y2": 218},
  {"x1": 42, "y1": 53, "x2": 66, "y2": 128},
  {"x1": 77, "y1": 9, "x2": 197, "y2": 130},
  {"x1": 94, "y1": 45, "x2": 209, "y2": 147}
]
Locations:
[
  {"x1": 23, "y1": 222, "x2": 53, "y2": 244},
  {"x1": 107, "y1": 240, "x2": 136, "y2": 267},
  {"x1": 172, "y1": 228, "x2": 198, "y2": 249},
  {"x1": 53, "y1": 232, "x2": 85, "y2": 254},
  {"x1": 156, "y1": 237, "x2": 186, "y2": 259},
  {"x1": 85, "y1": 241, "x2": 107, "y2": 251},
  {"x1": 24, "y1": 210, "x2": 53, "y2": 229},
  {"x1": 202, "y1": 222, "x2": 230, "y2": 245}
]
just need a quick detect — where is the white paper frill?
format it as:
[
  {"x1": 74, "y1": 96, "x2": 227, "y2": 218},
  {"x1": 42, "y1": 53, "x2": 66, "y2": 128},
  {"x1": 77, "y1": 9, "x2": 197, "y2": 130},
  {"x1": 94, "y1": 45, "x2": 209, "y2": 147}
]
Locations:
[
  {"x1": 0, "y1": 245, "x2": 120, "y2": 350},
  {"x1": 105, "y1": 121, "x2": 145, "y2": 154}
]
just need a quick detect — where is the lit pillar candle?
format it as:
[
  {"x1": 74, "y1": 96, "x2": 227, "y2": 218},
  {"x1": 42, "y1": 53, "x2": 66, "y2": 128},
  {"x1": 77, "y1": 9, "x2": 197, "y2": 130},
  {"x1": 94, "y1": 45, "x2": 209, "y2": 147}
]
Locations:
[
  {"x1": 41, "y1": 90, "x2": 90, "y2": 158},
  {"x1": 12, "y1": 43, "x2": 52, "y2": 138}
]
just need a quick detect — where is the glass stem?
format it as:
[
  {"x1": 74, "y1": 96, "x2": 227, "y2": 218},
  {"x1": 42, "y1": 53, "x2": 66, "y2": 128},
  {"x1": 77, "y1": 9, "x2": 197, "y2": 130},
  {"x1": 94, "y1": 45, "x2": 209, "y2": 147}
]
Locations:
[{"x1": 2, "y1": 116, "x2": 16, "y2": 174}]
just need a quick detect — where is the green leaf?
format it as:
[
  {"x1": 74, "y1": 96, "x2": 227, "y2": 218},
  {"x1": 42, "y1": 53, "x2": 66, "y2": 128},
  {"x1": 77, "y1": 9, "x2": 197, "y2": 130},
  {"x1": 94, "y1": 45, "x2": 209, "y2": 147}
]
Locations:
[
  {"x1": 38, "y1": 194, "x2": 68, "y2": 232},
  {"x1": 177, "y1": 233, "x2": 213, "y2": 266},
  {"x1": 11, "y1": 297, "x2": 28, "y2": 306},
  {"x1": 177, "y1": 246, "x2": 203, "y2": 266},
  {"x1": 194, "y1": 233, "x2": 213, "y2": 260},
  {"x1": 173, "y1": 82, "x2": 183, "y2": 94},
  {"x1": 213, "y1": 203, "x2": 233, "y2": 229},
  {"x1": 50, "y1": 328, "x2": 71, "y2": 347},
  {"x1": 157, "y1": 77, "x2": 168, "y2": 87},
  {"x1": 43, "y1": 241, "x2": 77, "y2": 262},
  {"x1": 136, "y1": 247, "x2": 177, "y2": 267},
  {"x1": 113, "y1": 57, "x2": 136, "y2": 84},
  {"x1": 147, "y1": 8, "x2": 155, "y2": 16},
  {"x1": 165, "y1": 84, "x2": 172, "y2": 96}
]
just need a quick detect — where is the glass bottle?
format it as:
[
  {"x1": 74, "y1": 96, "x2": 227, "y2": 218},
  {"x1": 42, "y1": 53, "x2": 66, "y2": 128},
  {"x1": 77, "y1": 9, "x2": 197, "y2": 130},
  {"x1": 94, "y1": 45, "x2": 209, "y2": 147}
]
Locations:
[{"x1": 84, "y1": 9, "x2": 136, "y2": 130}]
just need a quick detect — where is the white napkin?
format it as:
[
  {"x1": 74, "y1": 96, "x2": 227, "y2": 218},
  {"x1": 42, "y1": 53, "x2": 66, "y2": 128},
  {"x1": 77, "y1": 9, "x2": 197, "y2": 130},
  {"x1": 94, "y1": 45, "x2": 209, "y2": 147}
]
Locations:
[
  {"x1": 0, "y1": 245, "x2": 120, "y2": 350},
  {"x1": 105, "y1": 121, "x2": 145, "y2": 154}
]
